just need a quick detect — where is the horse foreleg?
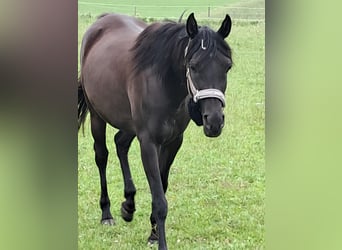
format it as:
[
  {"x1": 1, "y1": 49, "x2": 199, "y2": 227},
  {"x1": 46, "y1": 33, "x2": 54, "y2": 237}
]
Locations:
[
  {"x1": 90, "y1": 113, "x2": 114, "y2": 225},
  {"x1": 114, "y1": 130, "x2": 136, "y2": 222},
  {"x1": 159, "y1": 135, "x2": 184, "y2": 192},
  {"x1": 148, "y1": 135, "x2": 184, "y2": 245},
  {"x1": 138, "y1": 135, "x2": 168, "y2": 250}
]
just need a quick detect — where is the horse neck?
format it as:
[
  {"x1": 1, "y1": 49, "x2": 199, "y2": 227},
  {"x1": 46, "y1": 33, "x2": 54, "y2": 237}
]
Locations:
[
  {"x1": 134, "y1": 22, "x2": 190, "y2": 105},
  {"x1": 162, "y1": 56, "x2": 188, "y2": 106},
  {"x1": 163, "y1": 38, "x2": 189, "y2": 100}
]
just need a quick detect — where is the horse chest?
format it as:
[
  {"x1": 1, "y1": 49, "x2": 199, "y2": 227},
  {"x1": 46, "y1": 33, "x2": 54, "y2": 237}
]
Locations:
[
  {"x1": 153, "y1": 119, "x2": 180, "y2": 145},
  {"x1": 151, "y1": 104, "x2": 190, "y2": 145}
]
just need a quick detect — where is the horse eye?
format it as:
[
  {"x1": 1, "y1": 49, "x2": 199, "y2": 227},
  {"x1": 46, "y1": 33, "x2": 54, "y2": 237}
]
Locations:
[{"x1": 190, "y1": 65, "x2": 197, "y2": 72}]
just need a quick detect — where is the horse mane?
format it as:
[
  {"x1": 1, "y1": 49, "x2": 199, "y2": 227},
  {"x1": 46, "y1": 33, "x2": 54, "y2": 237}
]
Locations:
[
  {"x1": 97, "y1": 13, "x2": 110, "y2": 19},
  {"x1": 131, "y1": 21, "x2": 232, "y2": 81},
  {"x1": 131, "y1": 21, "x2": 188, "y2": 80}
]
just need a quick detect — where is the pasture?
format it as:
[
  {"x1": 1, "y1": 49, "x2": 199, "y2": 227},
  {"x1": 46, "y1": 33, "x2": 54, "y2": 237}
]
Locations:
[{"x1": 78, "y1": 1, "x2": 264, "y2": 249}]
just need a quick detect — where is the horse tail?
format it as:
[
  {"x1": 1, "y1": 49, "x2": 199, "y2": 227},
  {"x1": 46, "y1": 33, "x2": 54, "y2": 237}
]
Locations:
[{"x1": 78, "y1": 77, "x2": 89, "y2": 131}]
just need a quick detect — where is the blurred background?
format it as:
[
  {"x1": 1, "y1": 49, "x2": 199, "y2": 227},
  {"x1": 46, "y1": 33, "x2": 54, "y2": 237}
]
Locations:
[{"x1": 1, "y1": 0, "x2": 342, "y2": 249}]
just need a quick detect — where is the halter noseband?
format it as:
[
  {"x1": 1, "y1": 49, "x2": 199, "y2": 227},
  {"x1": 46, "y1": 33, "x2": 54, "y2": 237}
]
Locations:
[{"x1": 184, "y1": 39, "x2": 226, "y2": 107}]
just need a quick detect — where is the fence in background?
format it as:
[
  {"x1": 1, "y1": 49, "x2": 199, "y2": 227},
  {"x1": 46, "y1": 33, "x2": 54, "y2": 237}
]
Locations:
[{"x1": 78, "y1": 2, "x2": 265, "y2": 22}]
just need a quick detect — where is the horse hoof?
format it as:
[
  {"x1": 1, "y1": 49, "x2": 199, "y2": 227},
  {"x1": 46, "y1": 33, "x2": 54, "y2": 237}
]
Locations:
[
  {"x1": 121, "y1": 206, "x2": 134, "y2": 222},
  {"x1": 121, "y1": 203, "x2": 135, "y2": 222},
  {"x1": 147, "y1": 239, "x2": 158, "y2": 248},
  {"x1": 147, "y1": 230, "x2": 158, "y2": 247},
  {"x1": 101, "y1": 218, "x2": 115, "y2": 225}
]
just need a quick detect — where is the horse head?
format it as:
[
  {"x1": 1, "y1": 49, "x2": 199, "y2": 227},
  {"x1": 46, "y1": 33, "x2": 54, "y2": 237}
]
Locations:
[{"x1": 185, "y1": 13, "x2": 232, "y2": 137}]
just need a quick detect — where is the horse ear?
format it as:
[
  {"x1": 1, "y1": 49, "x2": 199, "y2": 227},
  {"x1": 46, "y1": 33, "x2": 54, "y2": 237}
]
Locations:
[
  {"x1": 186, "y1": 13, "x2": 198, "y2": 39},
  {"x1": 217, "y1": 14, "x2": 232, "y2": 39}
]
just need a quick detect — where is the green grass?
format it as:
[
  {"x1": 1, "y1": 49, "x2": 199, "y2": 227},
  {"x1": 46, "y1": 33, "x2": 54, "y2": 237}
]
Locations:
[{"x1": 78, "y1": 1, "x2": 264, "y2": 249}]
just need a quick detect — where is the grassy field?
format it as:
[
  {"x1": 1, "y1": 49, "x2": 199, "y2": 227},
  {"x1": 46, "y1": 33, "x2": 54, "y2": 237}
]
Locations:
[{"x1": 78, "y1": 1, "x2": 264, "y2": 249}]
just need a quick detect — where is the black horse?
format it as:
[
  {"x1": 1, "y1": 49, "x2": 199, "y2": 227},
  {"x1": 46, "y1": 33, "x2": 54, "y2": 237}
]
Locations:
[{"x1": 78, "y1": 12, "x2": 232, "y2": 250}]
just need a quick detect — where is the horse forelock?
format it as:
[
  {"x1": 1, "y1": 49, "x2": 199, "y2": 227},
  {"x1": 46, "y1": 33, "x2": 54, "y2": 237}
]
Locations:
[{"x1": 185, "y1": 27, "x2": 232, "y2": 67}]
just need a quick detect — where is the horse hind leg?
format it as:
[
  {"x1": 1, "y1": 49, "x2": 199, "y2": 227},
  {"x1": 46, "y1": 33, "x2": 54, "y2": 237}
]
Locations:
[
  {"x1": 90, "y1": 112, "x2": 114, "y2": 225},
  {"x1": 114, "y1": 130, "x2": 137, "y2": 222}
]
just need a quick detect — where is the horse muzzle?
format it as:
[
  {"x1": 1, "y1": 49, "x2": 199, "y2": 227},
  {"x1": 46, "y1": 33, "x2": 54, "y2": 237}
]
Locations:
[
  {"x1": 203, "y1": 110, "x2": 225, "y2": 137},
  {"x1": 200, "y1": 97, "x2": 225, "y2": 137},
  {"x1": 187, "y1": 96, "x2": 225, "y2": 137}
]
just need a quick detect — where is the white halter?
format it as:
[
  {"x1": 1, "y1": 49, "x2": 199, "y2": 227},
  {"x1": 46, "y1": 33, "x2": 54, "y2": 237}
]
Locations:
[{"x1": 184, "y1": 39, "x2": 226, "y2": 107}]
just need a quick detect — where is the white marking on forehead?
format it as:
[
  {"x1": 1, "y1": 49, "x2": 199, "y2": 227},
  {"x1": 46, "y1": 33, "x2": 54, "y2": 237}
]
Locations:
[{"x1": 201, "y1": 39, "x2": 207, "y2": 50}]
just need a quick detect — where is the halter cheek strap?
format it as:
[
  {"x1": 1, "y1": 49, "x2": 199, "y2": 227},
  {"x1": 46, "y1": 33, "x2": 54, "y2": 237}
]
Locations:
[
  {"x1": 184, "y1": 39, "x2": 226, "y2": 107},
  {"x1": 186, "y1": 68, "x2": 226, "y2": 107}
]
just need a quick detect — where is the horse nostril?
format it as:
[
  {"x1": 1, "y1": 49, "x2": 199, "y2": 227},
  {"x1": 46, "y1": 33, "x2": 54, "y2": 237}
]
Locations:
[{"x1": 203, "y1": 114, "x2": 208, "y2": 123}]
